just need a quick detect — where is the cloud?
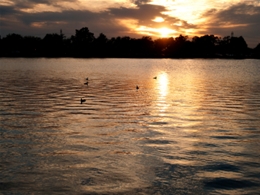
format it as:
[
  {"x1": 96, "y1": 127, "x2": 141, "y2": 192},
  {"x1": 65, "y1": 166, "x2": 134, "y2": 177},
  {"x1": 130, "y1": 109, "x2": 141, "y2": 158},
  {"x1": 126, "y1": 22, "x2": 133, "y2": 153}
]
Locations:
[
  {"x1": 0, "y1": 5, "x2": 17, "y2": 15},
  {"x1": 201, "y1": 3, "x2": 260, "y2": 47},
  {"x1": 213, "y1": 3, "x2": 260, "y2": 24},
  {"x1": 109, "y1": 4, "x2": 167, "y2": 25},
  {"x1": 13, "y1": 0, "x2": 76, "y2": 8},
  {"x1": 0, "y1": 0, "x2": 259, "y2": 47},
  {"x1": 133, "y1": 0, "x2": 150, "y2": 5},
  {"x1": 1, "y1": 1, "x2": 184, "y2": 38}
]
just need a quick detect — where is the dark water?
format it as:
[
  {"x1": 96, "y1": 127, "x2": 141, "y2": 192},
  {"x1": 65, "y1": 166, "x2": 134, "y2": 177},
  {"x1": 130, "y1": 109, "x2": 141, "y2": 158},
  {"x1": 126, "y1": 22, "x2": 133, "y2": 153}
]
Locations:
[{"x1": 0, "y1": 58, "x2": 260, "y2": 195}]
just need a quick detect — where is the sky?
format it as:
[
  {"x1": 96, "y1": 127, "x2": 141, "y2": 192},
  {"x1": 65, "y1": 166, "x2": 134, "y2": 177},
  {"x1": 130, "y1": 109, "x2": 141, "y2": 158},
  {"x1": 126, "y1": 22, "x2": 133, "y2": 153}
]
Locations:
[{"x1": 1, "y1": 0, "x2": 260, "y2": 48}]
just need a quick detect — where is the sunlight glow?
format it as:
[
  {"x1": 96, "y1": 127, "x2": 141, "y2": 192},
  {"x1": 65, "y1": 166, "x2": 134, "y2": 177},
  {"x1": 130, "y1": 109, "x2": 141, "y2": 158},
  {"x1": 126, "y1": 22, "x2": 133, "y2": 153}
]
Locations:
[
  {"x1": 173, "y1": 21, "x2": 182, "y2": 26},
  {"x1": 148, "y1": 0, "x2": 259, "y2": 26},
  {"x1": 148, "y1": 0, "x2": 247, "y2": 26},
  {"x1": 158, "y1": 27, "x2": 176, "y2": 37},
  {"x1": 137, "y1": 26, "x2": 177, "y2": 37},
  {"x1": 116, "y1": 19, "x2": 139, "y2": 34},
  {"x1": 137, "y1": 26, "x2": 155, "y2": 36},
  {"x1": 152, "y1": 17, "x2": 165, "y2": 23},
  {"x1": 149, "y1": 0, "x2": 201, "y2": 22}
]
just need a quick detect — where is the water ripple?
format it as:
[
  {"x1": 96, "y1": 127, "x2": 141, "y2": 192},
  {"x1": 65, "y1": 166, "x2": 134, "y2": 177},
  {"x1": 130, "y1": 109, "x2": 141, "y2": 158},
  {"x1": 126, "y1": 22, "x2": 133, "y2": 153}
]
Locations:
[{"x1": 0, "y1": 58, "x2": 260, "y2": 194}]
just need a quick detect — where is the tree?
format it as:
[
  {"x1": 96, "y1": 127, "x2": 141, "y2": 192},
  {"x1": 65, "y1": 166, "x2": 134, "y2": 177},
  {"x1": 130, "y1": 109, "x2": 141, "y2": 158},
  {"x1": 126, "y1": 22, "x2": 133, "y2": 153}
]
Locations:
[
  {"x1": 192, "y1": 35, "x2": 219, "y2": 57},
  {"x1": 23, "y1": 36, "x2": 41, "y2": 57},
  {"x1": 135, "y1": 36, "x2": 154, "y2": 57},
  {"x1": 72, "y1": 27, "x2": 95, "y2": 57},
  {"x1": 166, "y1": 35, "x2": 190, "y2": 57},
  {"x1": 75, "y1": 27, "x2": 95, "y2": 43},
  {"x1": 42, "y1": 33, "x2": 64, "y2": 56},
  {"x1": 218, "y1": 35, "x2": 248, "y2": 57},
  {"x1": 230, "y1": 36, "x2": 248, "y2": 57},
  {"x1": 253, "y1": 43, "x2": 260, "y2": 58},
  {"x1": 93, "y1": 33, "x2": 108, "y2": 57},
  {"x1": 1, "y1": 33, "x2": 23, "y2": 56},
  {"x1": 153, "y1": 38, "x2": 169, "y2": 57}
]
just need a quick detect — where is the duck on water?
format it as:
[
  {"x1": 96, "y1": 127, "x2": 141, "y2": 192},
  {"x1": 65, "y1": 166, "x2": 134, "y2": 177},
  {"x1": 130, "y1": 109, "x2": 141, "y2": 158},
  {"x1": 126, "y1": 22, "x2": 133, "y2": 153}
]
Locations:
[{"x1": 80, "y1": 98, "x2": 86, "y2": 104}]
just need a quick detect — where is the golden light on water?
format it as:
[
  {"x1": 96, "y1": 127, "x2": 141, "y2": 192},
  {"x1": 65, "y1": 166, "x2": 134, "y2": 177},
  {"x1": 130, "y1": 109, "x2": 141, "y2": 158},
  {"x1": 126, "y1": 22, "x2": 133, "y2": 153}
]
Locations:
[
  {"x1": 1, "y1": 59, "x2": 260, "y2": 194},
  {"x1": 155, "y1": 72, "x2": 170, "y2": 117},
  {"x1": 157, "y1": 72, "x2": 169, "y2": 97}
]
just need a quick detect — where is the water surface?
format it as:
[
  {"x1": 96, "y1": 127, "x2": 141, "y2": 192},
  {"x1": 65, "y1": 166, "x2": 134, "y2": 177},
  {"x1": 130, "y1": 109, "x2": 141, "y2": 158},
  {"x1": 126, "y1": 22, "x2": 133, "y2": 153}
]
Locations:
[{"x1": 0, "y1": 58, "x2": 260, "y2": 194}]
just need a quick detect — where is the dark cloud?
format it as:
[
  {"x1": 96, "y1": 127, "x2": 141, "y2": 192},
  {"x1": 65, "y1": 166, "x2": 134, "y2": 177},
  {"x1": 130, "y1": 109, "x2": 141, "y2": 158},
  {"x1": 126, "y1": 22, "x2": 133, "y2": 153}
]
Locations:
[
  {"x1": 0, "y1": 5, "x2": 18, "y2": 15},
  {"x1": 202, "y1": 3, "x2": 260, "y2": 47},
  {"x1": 166, "y1": 17, "x2": 197, "y2": 29},
  {"x1": 1, "y1": 1, "x2": 259, "y2": 47},
  {"x1": 133, "y1": 0, "x2": 150, "y2": 6},
  {"x1": 1, "y1": 2, "x2": 185, "y2": 38},
  {"x1": 108, "y1": 3, "x2": 192, "y2": 34},
  {"x1": 20, "y1": 10, "x2": 97, "y2": 25},
  {"x1": 14, "y1": 0, "x2": 75, "y2": 8},
  {"x1": 109, "y1": 4, "x2": 166, "y2": 21},
  {"x1": 0, "y1": 7, "x2": 137, "y2": 38},
  {"x1": 215, "y1": 3, "x2": 260, "y2": 23}
]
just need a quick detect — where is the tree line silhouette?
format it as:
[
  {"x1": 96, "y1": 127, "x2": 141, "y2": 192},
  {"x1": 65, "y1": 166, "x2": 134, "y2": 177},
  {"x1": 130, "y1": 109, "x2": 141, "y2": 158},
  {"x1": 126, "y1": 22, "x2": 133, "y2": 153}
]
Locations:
[{"x1": 1, "y1": 27, "x2": 260, "y2": 58}]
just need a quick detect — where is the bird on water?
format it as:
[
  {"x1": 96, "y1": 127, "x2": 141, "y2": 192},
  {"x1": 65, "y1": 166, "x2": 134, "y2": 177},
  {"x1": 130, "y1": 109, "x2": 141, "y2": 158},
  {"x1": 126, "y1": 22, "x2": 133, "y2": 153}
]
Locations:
[
  {"x1": 153, "y1": 76, "x2": 157, "y2": 79},
  {"x1": 136, "y1": 85, "x2": 139, "y2": 90},
  {"x1": 84, "y1": 77, "x2": 89, "y2": 85},
  {"x1": 80, "y1": 98, "x2": 86, "y2": 104}
]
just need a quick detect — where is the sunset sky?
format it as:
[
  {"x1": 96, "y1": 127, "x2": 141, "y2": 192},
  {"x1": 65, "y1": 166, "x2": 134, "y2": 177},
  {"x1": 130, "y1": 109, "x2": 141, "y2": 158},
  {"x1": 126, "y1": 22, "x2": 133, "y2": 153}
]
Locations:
[{"x1": 1, "y1": 0, "x2": 260, "y2": 47}]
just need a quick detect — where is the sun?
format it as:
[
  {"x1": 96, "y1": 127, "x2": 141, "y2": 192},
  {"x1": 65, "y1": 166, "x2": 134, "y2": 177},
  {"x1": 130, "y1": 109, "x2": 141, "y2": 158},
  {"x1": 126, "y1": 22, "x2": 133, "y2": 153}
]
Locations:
[{"x1": 157, "y1": 27, "x2": 176, "y2": 37}]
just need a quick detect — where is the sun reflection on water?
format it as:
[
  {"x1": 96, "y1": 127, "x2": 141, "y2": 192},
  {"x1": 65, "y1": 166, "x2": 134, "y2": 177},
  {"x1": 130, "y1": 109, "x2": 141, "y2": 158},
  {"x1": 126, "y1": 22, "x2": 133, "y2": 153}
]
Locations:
[
  {"x1": 157, "y1": 72, "x2": 168, "y2": 98},
  {"x1": 1, "y1": 59, "x2": 260, "y2": 194},
  {"x1": 156, "y1": 72, "x2": 169, "y2": 116}
]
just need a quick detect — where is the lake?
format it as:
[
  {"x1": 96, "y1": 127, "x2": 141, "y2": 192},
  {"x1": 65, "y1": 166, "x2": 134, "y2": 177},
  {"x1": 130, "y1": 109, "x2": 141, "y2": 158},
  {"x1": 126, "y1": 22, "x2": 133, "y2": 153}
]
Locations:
[{"x1": 0, "y1": 58, "x2": 260, "y2": 194}]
